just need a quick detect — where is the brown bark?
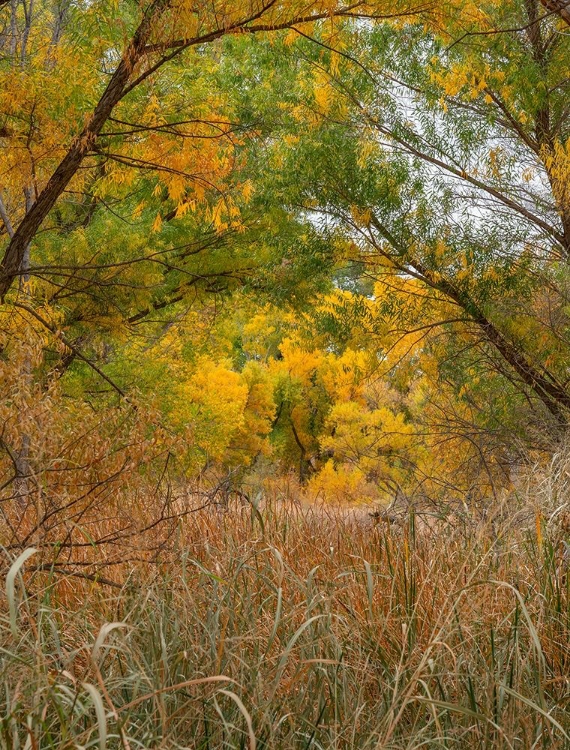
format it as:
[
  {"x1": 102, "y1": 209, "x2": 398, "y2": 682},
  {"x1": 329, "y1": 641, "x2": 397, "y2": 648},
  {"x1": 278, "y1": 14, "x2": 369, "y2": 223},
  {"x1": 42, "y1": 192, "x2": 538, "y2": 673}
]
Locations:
[
  {"x1": 540, "y1": 0, "x2": 570, "y2": 25},
  {"x1": 290, "y1": 417, "x2": 311, "y2": 483},
  {"x1": 524, "y1": 0, "x2": 570, "y2": 256},
  {"x1": 416, "y1": 261, "x2": 570, "y2": 420},
  {"x1": 425, "y1": 278, "x2": 570, "y2": 421},
  {"x1": 0, "y1": 1, "x2": 378, "y2": 300}
]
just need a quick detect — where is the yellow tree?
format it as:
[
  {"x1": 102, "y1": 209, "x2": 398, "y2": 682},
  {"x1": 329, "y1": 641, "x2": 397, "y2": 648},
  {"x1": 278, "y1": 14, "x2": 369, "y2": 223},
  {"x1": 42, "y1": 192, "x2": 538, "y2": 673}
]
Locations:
[{"x1": 0, "y1": 0, "x2": 427, "y2": 299}]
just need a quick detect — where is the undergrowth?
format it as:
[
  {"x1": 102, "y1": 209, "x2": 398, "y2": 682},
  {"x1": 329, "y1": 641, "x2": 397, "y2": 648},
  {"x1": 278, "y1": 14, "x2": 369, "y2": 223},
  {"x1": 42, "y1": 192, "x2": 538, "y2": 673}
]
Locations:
[{"x1": 1, "y1": 499, "x2": 569, "y2": 749}]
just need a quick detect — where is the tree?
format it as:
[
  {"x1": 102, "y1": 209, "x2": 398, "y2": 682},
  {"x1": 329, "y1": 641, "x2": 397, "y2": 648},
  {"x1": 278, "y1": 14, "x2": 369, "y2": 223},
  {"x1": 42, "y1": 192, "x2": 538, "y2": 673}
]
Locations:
[
  {"x1": 0, "y1": 0, "x2": 424, "y2": 299},
  {"x1": 236, "y1": 0, "x2": 570, "y2": 430},
  {"x1": 2, "y1": 0, "x2": 438, "y2": 558},
  {"x1": 3, "y1": 0, "x2": 570, "y2": 559}
]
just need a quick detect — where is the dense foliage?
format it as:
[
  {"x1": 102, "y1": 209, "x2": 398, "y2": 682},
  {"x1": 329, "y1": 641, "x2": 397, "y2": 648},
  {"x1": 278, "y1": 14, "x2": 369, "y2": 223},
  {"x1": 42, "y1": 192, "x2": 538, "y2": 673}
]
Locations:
[
  {"x1": 1, "y1": 3, "x2": 569, "y2": 747},
  {"x1": 1, "y1": 0, "x2": 570, "y2": 548}
]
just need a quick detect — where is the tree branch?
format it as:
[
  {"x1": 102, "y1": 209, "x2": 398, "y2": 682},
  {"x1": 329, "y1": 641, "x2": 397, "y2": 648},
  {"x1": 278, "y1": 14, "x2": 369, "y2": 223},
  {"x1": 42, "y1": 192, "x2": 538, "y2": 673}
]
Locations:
[
  {"x1": 540, "y1": 0, "x2": 570, "y2": 26},
  {"x1": 13, "y1": 302, "x2": 128, "y2": 399},
  {"x1": 365, "y1": 214, "x2": 570, "y2": 421}
]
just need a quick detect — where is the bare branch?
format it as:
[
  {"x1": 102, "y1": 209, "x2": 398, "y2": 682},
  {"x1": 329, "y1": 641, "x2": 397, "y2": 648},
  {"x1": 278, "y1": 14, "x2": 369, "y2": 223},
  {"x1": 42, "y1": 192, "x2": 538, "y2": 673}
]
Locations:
[{"x1": 13, "y1": 301, "x2": 128, "y2": 399}]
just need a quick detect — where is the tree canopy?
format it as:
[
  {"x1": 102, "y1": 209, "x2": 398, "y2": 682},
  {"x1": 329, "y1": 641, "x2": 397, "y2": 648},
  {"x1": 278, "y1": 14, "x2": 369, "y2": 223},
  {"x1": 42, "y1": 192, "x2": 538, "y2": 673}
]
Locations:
[{"x1": 2, "y1": 0, "x2": 570, "y2": 556}]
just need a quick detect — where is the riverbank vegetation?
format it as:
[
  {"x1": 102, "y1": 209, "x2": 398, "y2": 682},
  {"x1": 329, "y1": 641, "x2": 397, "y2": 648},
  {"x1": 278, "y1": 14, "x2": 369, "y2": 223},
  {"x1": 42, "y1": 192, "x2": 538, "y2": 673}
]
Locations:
[{"x1": 1, "y1": 0, "x2": 570, "y2": 744}]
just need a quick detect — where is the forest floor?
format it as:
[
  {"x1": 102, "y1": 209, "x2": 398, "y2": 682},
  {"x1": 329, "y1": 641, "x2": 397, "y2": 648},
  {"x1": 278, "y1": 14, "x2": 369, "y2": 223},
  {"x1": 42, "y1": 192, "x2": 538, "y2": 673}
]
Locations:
[{"x1": 1, "y1": 482, "x2": 569, "y2": 749}]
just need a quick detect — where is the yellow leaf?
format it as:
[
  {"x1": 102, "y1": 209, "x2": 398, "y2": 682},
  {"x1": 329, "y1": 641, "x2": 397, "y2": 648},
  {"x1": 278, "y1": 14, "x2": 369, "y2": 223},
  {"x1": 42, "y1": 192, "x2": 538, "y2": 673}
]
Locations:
[{"x1": 152, "y1": 213, "x2": 163, "y2": 233}]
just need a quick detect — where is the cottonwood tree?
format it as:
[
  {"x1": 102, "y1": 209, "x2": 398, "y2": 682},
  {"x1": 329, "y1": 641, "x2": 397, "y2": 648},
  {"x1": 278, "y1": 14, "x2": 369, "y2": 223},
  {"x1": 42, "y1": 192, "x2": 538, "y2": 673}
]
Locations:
[
  {"x1": 0, "y1": 0, "x2": 431, "y2": 559},
  {"x1": 0, "y1": 0, "x2": 426, "y2": 299},
  {"x1": 238, "y1": 0, "x2": 570, "y2": 430}
]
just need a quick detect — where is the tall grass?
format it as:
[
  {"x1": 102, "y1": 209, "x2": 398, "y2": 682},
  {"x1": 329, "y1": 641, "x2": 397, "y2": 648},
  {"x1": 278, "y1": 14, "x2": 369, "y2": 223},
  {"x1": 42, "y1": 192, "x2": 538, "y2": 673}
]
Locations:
[{"x1": 1, "y1": 499, "x2": 569, "y2": 749}]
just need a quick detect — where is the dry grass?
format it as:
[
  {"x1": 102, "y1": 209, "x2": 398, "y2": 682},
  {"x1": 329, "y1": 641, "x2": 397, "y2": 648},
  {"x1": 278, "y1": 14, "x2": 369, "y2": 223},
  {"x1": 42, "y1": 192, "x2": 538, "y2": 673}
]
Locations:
[{"x1": 1, "y1": 489, "x2": 569, "y2": 750}]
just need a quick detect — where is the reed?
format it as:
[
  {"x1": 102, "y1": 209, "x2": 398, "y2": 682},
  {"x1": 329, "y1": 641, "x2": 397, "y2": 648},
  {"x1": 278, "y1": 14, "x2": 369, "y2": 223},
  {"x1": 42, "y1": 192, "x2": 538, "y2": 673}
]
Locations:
[{"x1": 1, "y1": 497, "x2": 568, "y2": 749}]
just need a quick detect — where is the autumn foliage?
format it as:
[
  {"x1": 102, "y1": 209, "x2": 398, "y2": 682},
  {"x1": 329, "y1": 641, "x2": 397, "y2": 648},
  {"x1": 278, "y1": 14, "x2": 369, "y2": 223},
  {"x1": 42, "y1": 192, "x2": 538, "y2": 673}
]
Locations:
[
  {"x1": 1, "y1": 0, "x2": 570, "y2": 745},
  {"x1": 0, "y1": 0, "x2": 569, "y2": 556}
]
